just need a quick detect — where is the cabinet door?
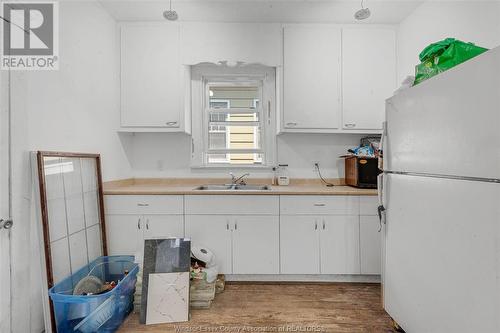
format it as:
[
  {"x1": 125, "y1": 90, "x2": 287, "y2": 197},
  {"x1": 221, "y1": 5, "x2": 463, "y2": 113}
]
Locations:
[
  {"x1": 342, "y1": 28, "x2": 396, "y2": 130},
  {"x1": 121, "y1": 25, "x2": 181, "y2": 128},
  {"x1": 185, "y1": 215, "x2": 232, "y2": 274},
  {"x1": 360, "y1": 215, "x2": 381, "y2": 274},
  {"x1": 320, "y1": 216, "x2": 360, "y2": 274},
  {"x1": 143, "y1": 215, "x2": 184, "y2": 240},
  {"x1": 283, "y1": 26, "x2": 341, "y2": 130},
  {"x1": 280, "y1": 216, "x2": 320, "y2": 274},
  {"x1": 105, "y1": 215, "x2": 142, "y2": 256},
  {"x1": 232, "y1": 216, "x2": 279, "y2": 274}
]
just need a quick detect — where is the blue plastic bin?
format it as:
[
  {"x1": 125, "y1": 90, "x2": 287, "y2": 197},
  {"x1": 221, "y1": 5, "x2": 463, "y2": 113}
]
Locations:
[{"x1": 49, "y1": 256, "x2": 139, "y2": 333}]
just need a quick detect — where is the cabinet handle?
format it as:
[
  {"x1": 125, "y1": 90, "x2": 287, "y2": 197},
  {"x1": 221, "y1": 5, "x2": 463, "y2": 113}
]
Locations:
[
  {"x1": 286, "y1": 122, "x2": 298, "y2": 127},
  {"x1": 146, "y1": 219, "x2": 149, "y2": 230},
  {"x1": 137, "y1": 218, "x2": 141, "y2": 230},
  {"x1": 344, "y1": 123, "x2": 356, "y2": 128},
  {"x1": 137, "y1": 203, "x2": 149, "y2": 207},
  {"x1": 322, "y1": 220, "x2": 325, "y2": 230},
  {"x1": 234, "y1": 221, "x2": 237, "y2": 230},
  {"x1": 314, "y1": 203, "x2": 326, "y2": 207},
  {"x1": 315, "y1": 220, "x2": 318, "y2": 230},
  {"x1": 166, "y1": 121, "x2": 178, "y2": 127},
  {"x1": 226, "y1": 221, "x2": 229, "y2": 230}
]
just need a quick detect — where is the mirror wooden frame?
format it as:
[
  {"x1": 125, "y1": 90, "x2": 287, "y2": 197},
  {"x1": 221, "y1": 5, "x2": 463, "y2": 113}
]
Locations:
[{"x1": 36, "y1": 151, "x2": 108, "y2": 332}]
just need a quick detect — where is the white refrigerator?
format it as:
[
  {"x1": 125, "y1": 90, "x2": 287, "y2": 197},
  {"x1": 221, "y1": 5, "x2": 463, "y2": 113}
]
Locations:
[{"x1": 380, "y1": 46, "x2": 500, "y2": 332}]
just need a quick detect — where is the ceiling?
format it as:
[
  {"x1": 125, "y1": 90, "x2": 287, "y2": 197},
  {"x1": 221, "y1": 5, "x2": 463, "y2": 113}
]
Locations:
[{"x1": 99, "y1": 0, "x2": 424, "y2": 24}]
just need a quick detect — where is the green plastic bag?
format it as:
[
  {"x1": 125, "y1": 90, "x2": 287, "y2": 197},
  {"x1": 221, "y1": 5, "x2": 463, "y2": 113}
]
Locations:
[{"x1": 414, "y1": 38, "x2": 488, "y2": 85}]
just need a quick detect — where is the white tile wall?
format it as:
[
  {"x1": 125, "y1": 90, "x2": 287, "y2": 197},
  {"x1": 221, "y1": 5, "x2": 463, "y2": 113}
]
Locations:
[
  {"x1": 50, "y1": 238, "x2": 71, "y2": 284},
  {"x1": 83, "y1": 191, "x2": 99, "y2": 227},
  {"x1": 62, "y1": 158, "x2": 83, "y2": 196},
  {"x1": 66, "y1": 194, "x2": 85, "y2": 234},
  {"x1": 69, "y1": 230, "x2": 88, "y2": 272},
  {"x1": 46, "y1": 157, "x2": 105, "y2": 280},
  {"x1": 86, "y1": 224, "x2": 102, "y2": 263},
  {"x1": 81, "y1": 159, "x2": 98, "y2": 192},
  {"x1": 44, "y1": 159, "x2": 65, "y2": 200},
  {"x1": 47, "y1": 198, "x2": 67, "y2": 241}
]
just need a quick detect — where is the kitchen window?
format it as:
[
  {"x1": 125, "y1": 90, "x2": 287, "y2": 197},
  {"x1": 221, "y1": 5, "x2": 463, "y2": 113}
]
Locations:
[{"x1": 191, "y1": 64, "x2": 276, "y2": 167}]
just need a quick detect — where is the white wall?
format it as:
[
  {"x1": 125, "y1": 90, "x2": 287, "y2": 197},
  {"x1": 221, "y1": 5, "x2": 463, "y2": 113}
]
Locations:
[
  {"x1": 397, "y1": 0, "x2": 500, "y2": 82},
  {"x1": 17, "y1": 2, "x2": 131, "y2": 181},
  {"x1": 125, "y1": 133, "x2": 363, "y2": 180},
  {"x1": 9, "y1": 1, "x2": 129, "y2": 331}
]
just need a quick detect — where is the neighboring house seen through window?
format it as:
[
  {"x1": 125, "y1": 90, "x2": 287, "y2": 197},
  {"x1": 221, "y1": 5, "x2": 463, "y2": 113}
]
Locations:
[{"x1": 191, "y1": 64, "x2": 276, "y2": 167}]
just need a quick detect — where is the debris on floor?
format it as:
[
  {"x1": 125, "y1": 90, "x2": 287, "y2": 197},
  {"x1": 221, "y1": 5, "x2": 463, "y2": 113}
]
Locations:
[{"x1": 190, "y1": 245, "x2": 223, "y2": 309}]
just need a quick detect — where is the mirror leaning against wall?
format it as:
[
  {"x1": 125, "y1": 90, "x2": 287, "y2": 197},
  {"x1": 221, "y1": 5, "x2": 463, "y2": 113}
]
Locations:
[{"x1": 34, "y1": 151, "x2": 108, "y2": 331}]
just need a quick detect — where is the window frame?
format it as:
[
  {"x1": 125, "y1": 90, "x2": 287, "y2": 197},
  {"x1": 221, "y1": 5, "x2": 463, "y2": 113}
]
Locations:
[
  {"x1": 207, "y1": 99, "x2": 231, "y2": 163},
  {"x1": 204, "y1": 80, "x2": 264, "y2": 165},
  {"x1": 190, "y1": 64, "x2": 277, "y2": 169}
]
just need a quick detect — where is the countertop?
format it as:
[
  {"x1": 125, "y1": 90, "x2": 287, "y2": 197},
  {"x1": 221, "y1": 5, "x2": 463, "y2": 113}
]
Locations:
[{"x1": 103, "y1": 178, "x2": 377, "y2": 196}]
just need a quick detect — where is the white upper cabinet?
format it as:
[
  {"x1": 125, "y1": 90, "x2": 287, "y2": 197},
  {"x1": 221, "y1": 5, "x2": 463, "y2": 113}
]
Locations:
[
  {"x1": 342, "y1": 28, "x2": 396, "y2": 131},
  {"x1": 180, "y1": 23, "x2": 282, "y2": 66},
  {"x1": 283, "y1": 25, "x2": 342, "y2": 131},
  {"x1": 120, "y1": 24, "x2": 187, "y2": 131}
]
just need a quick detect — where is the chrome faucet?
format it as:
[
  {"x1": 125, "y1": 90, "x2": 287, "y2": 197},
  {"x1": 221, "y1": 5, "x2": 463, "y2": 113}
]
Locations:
[{"x1": 230, "y1": 172, "x2": 250, "y2": 185}]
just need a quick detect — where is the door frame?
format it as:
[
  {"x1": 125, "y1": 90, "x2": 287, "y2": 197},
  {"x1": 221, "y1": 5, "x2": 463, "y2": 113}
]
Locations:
[{"x1": 0, "y1": 57, "x2": 12, "y2": 333}]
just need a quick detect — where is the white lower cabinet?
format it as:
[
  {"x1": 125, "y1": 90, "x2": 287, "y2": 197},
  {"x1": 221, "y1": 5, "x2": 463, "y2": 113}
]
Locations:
[
  {"x1": 104, "y1": 194, "x2": 381, "y2": 277},
  {"x1": 320, "y1": 216, "x2": 360, "y2": 274},
  {"x1": 106, "y1": 215, "x2": 143, "y2": 256},
  {"x1": 185, "y1": 215, "x2": 280, "y2": 275},
  {"x1": 143, "y1": 214, "x2": 184, "y2": 240},
  {"x1": 359, "y1": 196, "x2": 382, "y2": 275},
  {"x1": 360, "y1": 215, "x2": 381, "y2": 274},
  {"x1": 106, "y1": 214, "x2": 184, "y2": 256},
  {"x1": 280, "y1": 215, "x2": 360, "y2": 274},
  {"x1": 104, "y1": 195, "x2": 184, "y2": 256},
  {"x1": 184, "y1": 215, "x2": 233, "y2": 274},
  {"x1": 280, "y1": 216, "x2": 320, "y2": 274},
  {"x1": 232, "y1": 216, "x2": 279, "y2": 274}
]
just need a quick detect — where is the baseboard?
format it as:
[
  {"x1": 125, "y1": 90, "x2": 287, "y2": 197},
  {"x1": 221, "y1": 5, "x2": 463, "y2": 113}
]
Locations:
[{"x1": 225, "y1": 274, "x2": 381, "y2": 283}]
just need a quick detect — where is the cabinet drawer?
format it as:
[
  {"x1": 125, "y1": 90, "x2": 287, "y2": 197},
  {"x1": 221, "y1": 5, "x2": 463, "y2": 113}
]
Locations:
[
  {"x1": 360, "y1": 196, "x2": 379, "y2": 216},
  {"x1": 104, "y1": 195, "x2": 183, "y2": 215},
  {"x1": 185, "y1": 195, "x2": 279, "y2": 215},
  {"x1": 280, "y1": 196, "x2": 359, "y2": 215}
]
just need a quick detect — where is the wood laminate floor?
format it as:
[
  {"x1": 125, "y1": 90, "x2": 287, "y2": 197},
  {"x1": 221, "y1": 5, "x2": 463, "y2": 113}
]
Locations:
[{"x1": 119, "y1": 283, "x2": 395, "y2": 333}]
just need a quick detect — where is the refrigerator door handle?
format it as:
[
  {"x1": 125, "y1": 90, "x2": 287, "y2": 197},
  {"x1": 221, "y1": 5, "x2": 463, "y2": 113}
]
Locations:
[
  {"x1": 377, "y1": 173, "x2": 383, "y2": 206},
  {"x1": 377, "y1": 173, "x2": 386, "y2": 232},
  {"x1": 377, "y1": 205, "x2": 386, "y2": 232},
  {"x1": 378, "y1": 121, "x2": 387, "y2": 170}
]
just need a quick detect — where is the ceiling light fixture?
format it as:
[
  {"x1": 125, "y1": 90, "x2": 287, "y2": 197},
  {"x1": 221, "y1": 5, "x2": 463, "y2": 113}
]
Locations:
[
  {"x1": 163, "y1": 0, "x2": 178, "y2": 21},
  {"x1": 354, "y1": 0, "x2": 371, "y2": 20}
]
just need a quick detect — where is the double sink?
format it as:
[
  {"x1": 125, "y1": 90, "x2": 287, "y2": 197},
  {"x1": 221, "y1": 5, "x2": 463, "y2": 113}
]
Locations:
[{"x1": 194, "y1": 184, "x2": 270, "y2": 191}]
